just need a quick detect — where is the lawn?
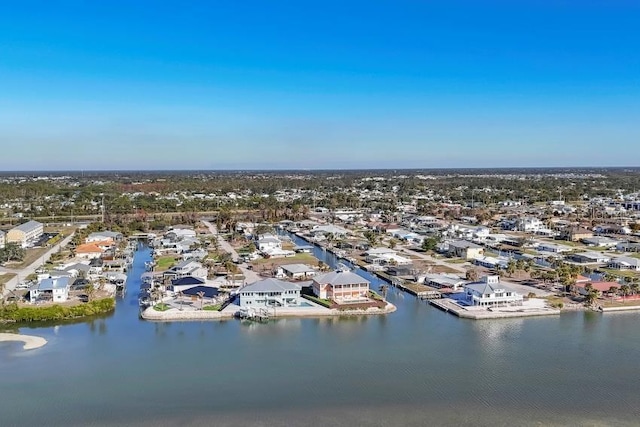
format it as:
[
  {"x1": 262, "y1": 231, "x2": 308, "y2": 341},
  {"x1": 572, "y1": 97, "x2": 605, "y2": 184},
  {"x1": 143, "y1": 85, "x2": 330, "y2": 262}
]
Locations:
[
  {"x1": 251, "y1": 253, "x2": 319, "y2": 266},
  {"x1": 600, "y1": 298, "x2": 640, "y2": 308},
  {"x1": 153, "y1": 303, "x2": 171, "y2": 312},
  {"x1": 155, "y1": 256, "x2": 178, "y2": 270},
  {"x1": 5, "y1": 247, "x2": 50, "y2": 269},
  {"x1": 0, "y1": 273, "x2": 17, "y2": 287},
  {"x1": 601, "y1": 269, "x2": 640, "y2": 279}
]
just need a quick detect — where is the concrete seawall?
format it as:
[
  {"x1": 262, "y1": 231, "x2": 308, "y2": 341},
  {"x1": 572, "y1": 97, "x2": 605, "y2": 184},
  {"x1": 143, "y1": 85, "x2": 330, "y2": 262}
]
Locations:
[
  {"x1": 141, "y1": 302, "x2": 396, "y2": 322},
  {"x1": 430, "y1": 298, "x2": 561, "y2": 320}
]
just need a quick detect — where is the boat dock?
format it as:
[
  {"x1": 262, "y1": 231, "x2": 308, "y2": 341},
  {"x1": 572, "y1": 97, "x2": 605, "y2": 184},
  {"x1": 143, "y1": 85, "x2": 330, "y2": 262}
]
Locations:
[{"x1": 236, "y1": 307, "x2": 271, "y2": 321}]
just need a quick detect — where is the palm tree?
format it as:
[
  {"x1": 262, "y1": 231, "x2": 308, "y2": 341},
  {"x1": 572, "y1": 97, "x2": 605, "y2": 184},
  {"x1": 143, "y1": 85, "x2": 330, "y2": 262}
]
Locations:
[
  {"x1": 197, "y1": 291, "x2": 206, "y2": 310},
  {"x1": 620, "y1": 284, "x2": 631, "y2": 302},
  {"x1": 584, "y1": 283, "x2": 598, "y2": 307}
]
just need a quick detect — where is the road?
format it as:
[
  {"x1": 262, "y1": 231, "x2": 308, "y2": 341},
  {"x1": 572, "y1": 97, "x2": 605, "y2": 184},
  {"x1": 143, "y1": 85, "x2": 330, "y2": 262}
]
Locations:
[
  {"x1": 1, "y1": 233, "x2": 75, "y2": 298},
  {"x1": 201, "y1": 220, "x2": 261, "y2": 284}
]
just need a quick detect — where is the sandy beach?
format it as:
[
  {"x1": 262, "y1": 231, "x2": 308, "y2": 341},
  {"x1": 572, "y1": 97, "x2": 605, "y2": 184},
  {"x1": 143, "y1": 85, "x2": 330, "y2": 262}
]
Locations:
[{"x1": 0, "y1": 333, "x2": 48, "y2": 350}]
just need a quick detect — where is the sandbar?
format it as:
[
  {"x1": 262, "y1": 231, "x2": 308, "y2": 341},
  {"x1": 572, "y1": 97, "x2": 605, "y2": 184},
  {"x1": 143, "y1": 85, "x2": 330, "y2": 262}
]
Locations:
[{"x1": 0, "y1": 333, "x2": 47, "y2": 350}]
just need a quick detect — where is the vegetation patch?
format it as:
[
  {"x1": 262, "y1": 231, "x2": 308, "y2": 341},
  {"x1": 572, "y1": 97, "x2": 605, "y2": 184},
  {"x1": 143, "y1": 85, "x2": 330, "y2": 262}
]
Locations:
[
  {"x1": 155, "y1": 256, "x2": 177, "y2": 270},
  {"x1": 203, "y1": 304, "x2": 223, "y2": 311},
  {"x1": 153, "y1": 303, "x2": 171, "y2": 312},
  {"x1": 302, "y1": 294, "x2": 334, "y2": 309},
  {"x1": 0, "y1": 298, "x2": 115, "y2": 323}
]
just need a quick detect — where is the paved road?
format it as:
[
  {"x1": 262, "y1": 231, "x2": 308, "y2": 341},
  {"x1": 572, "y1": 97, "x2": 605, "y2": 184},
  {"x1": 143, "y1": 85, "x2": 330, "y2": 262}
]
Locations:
[
  {"x1": 201, "y1": 221, "x2": 261, "y2": 284},
  {"x1": 1, "y1": 233, "x2": 75, "y2": 298}
]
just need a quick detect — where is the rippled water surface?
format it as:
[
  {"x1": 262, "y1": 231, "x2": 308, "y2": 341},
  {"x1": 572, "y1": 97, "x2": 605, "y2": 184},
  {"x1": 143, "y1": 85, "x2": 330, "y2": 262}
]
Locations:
[{"x1": 1, "y1": 246, "x2": 639, "y2": 426}]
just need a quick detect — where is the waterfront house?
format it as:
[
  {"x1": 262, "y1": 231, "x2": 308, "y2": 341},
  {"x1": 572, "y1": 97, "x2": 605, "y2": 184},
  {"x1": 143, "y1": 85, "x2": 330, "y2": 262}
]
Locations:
[
  {"x1": 608, "y1": 256, "x2": 640, "y2": 271},
  {"x1": 86, "y1": 231, "x2": 123, "y2": 243},
  {"x1": 257, "y1": 234, "x2": 282, "y2": 252},
  {"x1": 312, "y1": 269, "x2": 370, "y2": 303},
  {"x1": 421, "y1": 273, "x2": 466, "y2": 291},
  {"x1": 239, "y1": 278, "x2": 302, "y2": 308},
  {"x1": 165, "y1": 227, "x2": 197, "y2": 241},
  {"x1": 445, "y1": 240, "x2": 484, "y2": 260},
  {"x1": 464, "y1": 275, "x2": 523, "y2": 307},
  {"x1": 6, "y1": 220, "x2": 43, "y2": 247},
  {"x1": 575, "y1": 281, "x2": 620, "y2": 297},
  {"x1": 75, "y1": 243, "x2": 105, "y2": 259},
  {"x1": 28, "y1": 276, "x2": 71, "y2": 303},
  {"x1": 164, "y1": 260, "x2": 208, "y2": 281},
  {"x1": 168, "y1": 276, "x2": 207, "y2": 294},
  {"x1": 276, "y1": 263, "x2": 317, "y2": 280}
]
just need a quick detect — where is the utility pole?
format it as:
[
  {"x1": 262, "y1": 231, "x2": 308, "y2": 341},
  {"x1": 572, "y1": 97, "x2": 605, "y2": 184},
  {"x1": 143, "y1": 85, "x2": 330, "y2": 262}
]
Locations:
[{"x1": 101, "y1": 195, "x2": 105, "y2": 223}]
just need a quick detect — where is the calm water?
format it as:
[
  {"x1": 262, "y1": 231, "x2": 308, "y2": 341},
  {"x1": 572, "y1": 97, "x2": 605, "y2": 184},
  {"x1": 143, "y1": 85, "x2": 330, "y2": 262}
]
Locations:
[{"x1": 1, "y1": 240, "x2": 640, "y2": 427}]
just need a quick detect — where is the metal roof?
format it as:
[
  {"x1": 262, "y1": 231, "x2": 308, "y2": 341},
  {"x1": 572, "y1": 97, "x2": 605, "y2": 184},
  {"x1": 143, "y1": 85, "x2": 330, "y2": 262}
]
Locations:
[{"x1": 313, "y1": 270, "x2": 370, "y2": 286}]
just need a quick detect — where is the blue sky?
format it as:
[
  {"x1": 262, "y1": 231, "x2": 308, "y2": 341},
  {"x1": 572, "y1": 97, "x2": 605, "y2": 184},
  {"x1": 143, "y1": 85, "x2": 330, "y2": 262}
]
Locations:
[{"x1": 1, "y1": 0, "x2": 639, "y2": 170}]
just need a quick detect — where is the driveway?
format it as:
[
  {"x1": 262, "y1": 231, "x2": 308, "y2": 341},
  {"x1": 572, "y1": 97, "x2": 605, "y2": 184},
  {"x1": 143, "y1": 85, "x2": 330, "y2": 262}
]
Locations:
[
  {"x1": 1, "y1": 233, "x2": 75, "y2": 297},
  {"x1": 201, "y1": 220, "x2": 261, "y2": 284}
]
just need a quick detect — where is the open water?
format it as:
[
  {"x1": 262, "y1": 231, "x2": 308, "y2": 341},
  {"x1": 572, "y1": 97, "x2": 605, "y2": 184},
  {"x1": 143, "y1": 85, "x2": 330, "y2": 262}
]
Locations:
[{"x1": 1, "y1": 241, "x2": 640, "y2": 426}]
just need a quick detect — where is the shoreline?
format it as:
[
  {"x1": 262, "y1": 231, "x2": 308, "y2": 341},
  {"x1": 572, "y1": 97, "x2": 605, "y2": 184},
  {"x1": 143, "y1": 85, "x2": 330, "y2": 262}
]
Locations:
[
  {"x1": 141, "y1": 302, "x2": 397, "y2": 322},
  {"x1": 0, "y1": 332, "x2": 48, "y2": 350}
]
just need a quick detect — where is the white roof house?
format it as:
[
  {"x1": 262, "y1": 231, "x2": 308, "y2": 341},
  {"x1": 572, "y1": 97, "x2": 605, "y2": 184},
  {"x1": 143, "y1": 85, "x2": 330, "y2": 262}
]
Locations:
[
  {"x1": 239, "y1": 278, "x2": 302, "y2": 308},
  {"x1": 464, "y1": 275, "x2": 523, "y2": 307}
]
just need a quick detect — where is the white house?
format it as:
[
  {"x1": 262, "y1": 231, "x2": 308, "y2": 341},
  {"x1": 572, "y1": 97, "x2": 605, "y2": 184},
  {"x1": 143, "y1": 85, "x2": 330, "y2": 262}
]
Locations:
[
  {"x1": 608, "y1": 256, "x2": 640, "y2": 271},
  {"x1": 464, "y1": 275, "x2": 523, "y2": 307},
  {"x1": 239, "y1": 278, "x2": 302, "y2": 308},
  {"x1": 164, "y1": 259, "x2": 208, "y2": 281},
  {"x1": 0, "y1": 230, "x2": 5, "y2": 249},
  {"x1": 515, "y1": 217, "x2": 544, "y2": 233},
  {"x1": 257, "y1": 234, "x2": 282, "y2": 252},
  {"x1": 86, "y1": 231, "x2": 123, "y2": 243},
  {"x1": 28, "y1": 277, "x2": 71, "y2": 303},
  {"x1": 276, "y1": 264, "x2": 317, "y2": 280}
]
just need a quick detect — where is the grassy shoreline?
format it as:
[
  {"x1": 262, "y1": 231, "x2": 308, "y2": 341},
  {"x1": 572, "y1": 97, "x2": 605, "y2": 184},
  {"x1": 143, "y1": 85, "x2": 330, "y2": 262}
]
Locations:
[{"x1": 0, "y1": 298, "x2": 116, "y2": 323}]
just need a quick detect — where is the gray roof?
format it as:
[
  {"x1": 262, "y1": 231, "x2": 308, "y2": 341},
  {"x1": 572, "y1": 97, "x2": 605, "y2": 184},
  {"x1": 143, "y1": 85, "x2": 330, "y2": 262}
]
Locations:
[
  {"x1": 62, "y1": 263, "x2": 91, "y2": 272},
  {"x1": 242, "y1": 278, "x2": 301, "y2": 293},
  {"x1": 611, "y1": 257, "x2": 640, "y2": 266},
  {"x1": 313, "y1": 270, "x2": 370, "y2": 286},
  {"x1": 465, "y1": 281, "x2": 514, "y2": 294},
  {"x1": 37, "y1": 277, "x2": 70, "y2": 291},
  {"x1": 449, "y1": 240, "x2": 482, "y2": 249},
  {"x1": 281, "y1": 264, "x2": 315, "y2": 274},
  {"x1": 88, "y1": 231, "x2": 122, "y2": 239},
  {"x1": 13, "y1": 220, "x2": 42, "y2": 233}
]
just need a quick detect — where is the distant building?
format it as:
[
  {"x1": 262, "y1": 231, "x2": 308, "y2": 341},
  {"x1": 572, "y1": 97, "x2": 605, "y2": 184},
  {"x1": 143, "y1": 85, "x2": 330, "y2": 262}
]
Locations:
[
  {"x1": 464, "y1": 275, "x2": 523, "y2": 307},
  {"x1": 446, "y1": 240, "x2": 484, "y2": 260},
  {"x1": 6, "y1": 220, "x2": 43, "y2": 247},
  {"x1": 0, "y1": 230, "x2": 5, "y2": 249},
  {"x1": 86, "y1": 231, "x2": 123, "y2": 243},
  {"x1": 608, "y1": 257, "x2": 640, "y2": 271}
]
